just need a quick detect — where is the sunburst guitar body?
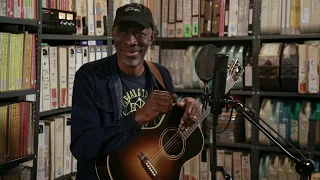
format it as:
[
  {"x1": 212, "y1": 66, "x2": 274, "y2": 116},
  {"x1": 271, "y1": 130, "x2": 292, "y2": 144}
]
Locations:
[
  {"x1": 95, "y1": 105, "x2": 203, "y2": 180},
  {"x1": 94, "y1": 58, "x2": 244, "y2": 180}
]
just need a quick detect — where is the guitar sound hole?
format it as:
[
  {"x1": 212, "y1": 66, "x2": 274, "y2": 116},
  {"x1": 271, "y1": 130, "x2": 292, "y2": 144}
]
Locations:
[{"x1": 160, "y1": 128, "x2": 185, "y2": 160}]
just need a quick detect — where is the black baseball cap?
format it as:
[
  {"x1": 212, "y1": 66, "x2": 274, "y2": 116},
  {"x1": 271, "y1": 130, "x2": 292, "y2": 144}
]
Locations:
[{"x1": 113, "y1": 3, "x2": 155, "y2": 29}]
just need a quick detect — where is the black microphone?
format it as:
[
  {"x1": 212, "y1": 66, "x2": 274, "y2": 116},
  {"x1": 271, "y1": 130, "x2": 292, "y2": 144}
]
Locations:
[
  {"x1": 194, "y1": 44, "x2": 233, "y2": 180},
  {"x1": 209, "y1": 53, "x2": 230, "y2": 180},
  {"x1": 210, "y1": 53, "x2": 229, "y2": 116}
]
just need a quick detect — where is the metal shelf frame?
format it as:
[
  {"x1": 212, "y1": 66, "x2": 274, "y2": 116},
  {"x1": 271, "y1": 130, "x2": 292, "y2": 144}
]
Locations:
[
  {"x1": 0, "y1": 89, "x2": 37, "y2": 99},
  {"x1": 42, "y1": 34, "x2": 112, "y2": 40},
  {"x1": 39, "y1": 108, "x2": 72, "y2": 117},
  {"x1": 0, "y1": 16, "x2": 38, "y2": 26},
  {"x1": 0, "y1": 155, "x2": 35, "y2": 176}
]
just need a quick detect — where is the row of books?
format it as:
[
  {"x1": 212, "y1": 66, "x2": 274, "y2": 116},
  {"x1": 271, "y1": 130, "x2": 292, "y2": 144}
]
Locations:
[
  {"x1": 0, "y1": 102, "x2": 34, "y2": 164},
  {"x1": 158, "y1": 41, "x2": 320, "y2": 93},
  {"x1": 259, "y1": 98, "x2": 320, "y2": 150},
  {"x1": 37, "y1": 113, "x2": 77, "y2": 179},
  {"x1": 0, "y1": 0, "x2": 37, "y2": 19},
  {"x1": 159, "y1": 0, "x2": 253, "y2": 38},
  {"x1": 259, "y1": 154, "x2": 309, "y2": 180},
  {"x1": 42, "y1": 0, "x2": 75, "y2": 11},
  {"x1": 39, "y1": 41, "x2": 108, "y2": 112},
  {"x1": 187, "y1": 149, "x2": 251, "y2": 180},
  {"x1": 159, "y1": 45, "x2": 252, "y2": 90},
  {"x1": 261, "y1": 0, "x2": 320, "y2": 35},
  {"x1": 0, "y1": 166, "x2": 31, "y2": 179},
  {"x1": 0, "y1": 32, "x2": 37, "y2": 92},
  {"x1": 258, "y1": 41, "x2": 320, "y2": 93}
]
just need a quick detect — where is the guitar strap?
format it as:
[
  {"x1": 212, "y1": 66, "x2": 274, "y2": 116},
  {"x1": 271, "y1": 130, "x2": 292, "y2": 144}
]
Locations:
[{"x1": 146, "y1": 62, "x2": 166, "y2": 90}]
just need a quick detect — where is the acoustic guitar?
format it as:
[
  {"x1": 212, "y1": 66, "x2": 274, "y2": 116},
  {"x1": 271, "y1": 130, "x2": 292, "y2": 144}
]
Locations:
[{"x1": 94, "y1": 59, "x2": 244, "y2": 180}]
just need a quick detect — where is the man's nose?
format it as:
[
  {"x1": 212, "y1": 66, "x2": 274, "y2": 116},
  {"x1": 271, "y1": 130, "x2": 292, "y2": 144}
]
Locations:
[{"x1": 123, "y1": 33, "x2": 138, "y2": 45}]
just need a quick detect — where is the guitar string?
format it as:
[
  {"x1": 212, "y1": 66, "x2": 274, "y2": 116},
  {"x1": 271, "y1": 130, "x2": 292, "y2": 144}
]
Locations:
[
  {"x1": 152, "y1": 121, "x2": 201, "y2": 168},
  {"x1": 152, "y1": 131, "x2": 184, "y2": 168},
  {"x1": 149, "y1": 130, "x2": 181, "y2": 164},
  {"x1": 149, "y1": 114, "x2": 200, "y2": 164},
  {"x1": 150, "y1": 107, "x2": 209, "y2": 167},
  {"x1": 150, "y1": 107, "x2": 209, "y2": 165}
]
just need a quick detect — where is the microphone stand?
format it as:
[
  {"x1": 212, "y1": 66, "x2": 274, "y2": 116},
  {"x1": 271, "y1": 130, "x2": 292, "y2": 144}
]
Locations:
[
  {"x1": 202, "y1": 52, "x2": 233, "y2": 180},
  {"x1": 200, "y1": 85, "x2": 233, "y2": 180},
  {"x1": 225, "y1": 99, "x2": 315, "y2": 180}
]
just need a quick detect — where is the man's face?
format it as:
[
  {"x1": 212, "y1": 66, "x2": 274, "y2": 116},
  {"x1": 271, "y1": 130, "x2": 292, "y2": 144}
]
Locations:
[{"x1": 112, "y1": 22, "x2": 154, "y2": 67}]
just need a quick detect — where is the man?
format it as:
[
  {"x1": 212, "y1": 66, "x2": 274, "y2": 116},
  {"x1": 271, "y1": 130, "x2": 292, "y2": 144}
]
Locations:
[{"x1": 70, "y1": 3, "x2": 201, "y2": 180}]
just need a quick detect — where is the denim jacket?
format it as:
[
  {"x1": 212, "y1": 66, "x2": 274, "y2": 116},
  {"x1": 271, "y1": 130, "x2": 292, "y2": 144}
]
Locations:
[{"x1": 70, "y1": 53, "x2": 175, "y2": 180}]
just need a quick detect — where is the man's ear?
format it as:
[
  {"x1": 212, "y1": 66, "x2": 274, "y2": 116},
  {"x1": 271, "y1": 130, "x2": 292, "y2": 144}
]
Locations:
[{"x1": 149, "y1": 31, "x2": 155, "y2": 45}]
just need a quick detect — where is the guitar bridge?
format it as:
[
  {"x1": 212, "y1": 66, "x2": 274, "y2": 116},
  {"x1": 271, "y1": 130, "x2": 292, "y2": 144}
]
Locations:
[{"x1": 138, "y1": 152, "x2": 158, "y2": 179}]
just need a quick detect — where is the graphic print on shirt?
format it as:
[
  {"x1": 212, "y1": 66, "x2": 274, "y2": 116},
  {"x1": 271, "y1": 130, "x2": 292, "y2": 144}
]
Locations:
[{"x1": 122, "y1": 88, "x2": 161, "y2": 128}]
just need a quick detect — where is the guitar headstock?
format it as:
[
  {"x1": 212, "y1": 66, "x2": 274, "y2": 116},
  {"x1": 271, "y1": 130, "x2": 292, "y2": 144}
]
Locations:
[{"x1": 225, "y1": 59, "x2": 244, "y2": 93}]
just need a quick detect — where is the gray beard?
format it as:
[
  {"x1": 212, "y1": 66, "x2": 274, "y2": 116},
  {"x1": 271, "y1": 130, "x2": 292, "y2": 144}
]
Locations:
[{"x1": 121, "y1": 57, "x2": 143, "y2": 67}]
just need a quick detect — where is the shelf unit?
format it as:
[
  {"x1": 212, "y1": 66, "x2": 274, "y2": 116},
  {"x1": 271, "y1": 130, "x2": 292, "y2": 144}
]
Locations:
[
  {"x1": 0, "y1": 0, "x2": 320, "y2": 179},
  {"x1": 0, "y1": 5, "x2": 41, "y2": 179}
]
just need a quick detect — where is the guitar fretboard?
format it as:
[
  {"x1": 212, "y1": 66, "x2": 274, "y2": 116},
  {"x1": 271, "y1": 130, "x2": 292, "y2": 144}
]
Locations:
[
  {"x1": 179, "y1": 58, "x2": 244, "y2": 140},
  {"x1": 180, "y1": 105, "x2": 210, "y2": 139}
]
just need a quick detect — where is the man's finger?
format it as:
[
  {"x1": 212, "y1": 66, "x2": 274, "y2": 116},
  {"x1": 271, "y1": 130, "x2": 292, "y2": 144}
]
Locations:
[
  {"x1": 171, "y1": 94, "x2": 178, "y2": 101},
  {"x1": 176, "y1": 97, "x2": 186, "y2": 107}
]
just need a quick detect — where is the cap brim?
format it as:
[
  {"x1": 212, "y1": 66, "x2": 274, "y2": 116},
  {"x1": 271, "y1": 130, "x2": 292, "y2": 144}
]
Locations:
[{"x1": 114, "y1": 16, "x2": 152, "y2": 29}]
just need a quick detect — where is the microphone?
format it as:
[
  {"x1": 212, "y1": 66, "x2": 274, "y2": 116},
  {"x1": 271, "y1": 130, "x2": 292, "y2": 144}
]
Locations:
[
  {"x1": 210, "y1": 52, "x2": 229, "y2": 116},
  {"x1": 209, "y1": 53, "x2": 230, "y2": 180},
  {"x1": 194, "y1": 44, "x2": 232, "y2": 180}
]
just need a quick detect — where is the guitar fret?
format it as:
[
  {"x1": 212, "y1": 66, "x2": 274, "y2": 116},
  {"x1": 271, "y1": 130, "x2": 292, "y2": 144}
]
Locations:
[{"x1": 182, "y1": 108, "x2": 211, "y2": 139}]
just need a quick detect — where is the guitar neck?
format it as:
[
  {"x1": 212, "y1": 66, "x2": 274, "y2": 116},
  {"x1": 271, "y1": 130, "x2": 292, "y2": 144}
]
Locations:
[
  {"x1": 179, "y1": 105, "x2": 211, "y2": 139},
  {"x1": 178, "y1": 58, "x2": 244, "y2": 140}
]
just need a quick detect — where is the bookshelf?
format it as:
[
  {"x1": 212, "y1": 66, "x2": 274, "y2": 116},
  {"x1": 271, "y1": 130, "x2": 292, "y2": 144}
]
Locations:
[
  {"x1": 0, "y1": 0, "x2": 41, "y2": 179},
  {"x1": 0, "y1": 0, "x2": 320, "y2": 179}
]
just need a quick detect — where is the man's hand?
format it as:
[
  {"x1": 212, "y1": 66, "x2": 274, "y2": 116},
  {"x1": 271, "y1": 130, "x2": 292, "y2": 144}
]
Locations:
[
  {"x1": 135, "y1": 90, "x2": 175, "y2": 126},
  {"x1": 176, "y1": 97, "x2": 201, "y2": 131}
]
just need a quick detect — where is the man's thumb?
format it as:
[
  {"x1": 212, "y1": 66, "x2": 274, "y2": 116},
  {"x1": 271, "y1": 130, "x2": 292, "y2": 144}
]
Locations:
[{"x1": 171, "y1": 94, "x2": 178, "y2": 102}]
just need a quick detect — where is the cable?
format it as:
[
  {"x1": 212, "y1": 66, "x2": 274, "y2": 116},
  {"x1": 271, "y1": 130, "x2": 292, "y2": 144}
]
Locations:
[{"x1": 216, "y1": 106, "x2": 233, "y2": 134}]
